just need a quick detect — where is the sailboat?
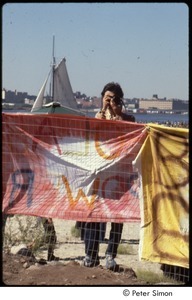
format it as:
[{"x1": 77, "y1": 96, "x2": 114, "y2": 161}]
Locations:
[{"x1": 31, "y1": 37, "x2": 84, "y2": 116}]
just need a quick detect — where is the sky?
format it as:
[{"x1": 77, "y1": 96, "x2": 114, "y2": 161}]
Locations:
[{"x1": 2, "y1": 2, "x2": 189, "y2": 100}]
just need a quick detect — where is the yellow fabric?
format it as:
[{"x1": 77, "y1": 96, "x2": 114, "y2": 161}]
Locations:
[{"x1": 139, "y1": 124, "x2": 189, "y2": 268}]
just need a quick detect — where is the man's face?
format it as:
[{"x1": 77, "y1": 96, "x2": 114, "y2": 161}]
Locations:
[
  {"x1": 103, "y1": 91, "x2": 122, "y2": 115},
  {"x1": 103, "y1": 91, "x2": 115, "y2": 103}
]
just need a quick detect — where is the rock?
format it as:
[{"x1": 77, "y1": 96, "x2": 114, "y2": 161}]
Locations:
[
  {"x1": 23, "y1": 262, "x2": 30, "y2": 269},
  {"x1": 11, "y1": 244, "x2": 27, "y2": 255},
  {"x1": 17, "y1": 248, "x2": 37, "y2": 262}
]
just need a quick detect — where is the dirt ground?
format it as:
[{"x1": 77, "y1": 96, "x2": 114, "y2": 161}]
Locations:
[
  {"x1": 1, "y1": 217, "x2": 184, "y2": 286},
  {"x1": 2, "y1": 252, "x2": 146, "y2": 286}
]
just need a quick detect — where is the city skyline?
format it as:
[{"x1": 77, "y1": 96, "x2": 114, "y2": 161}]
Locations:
[
  {"x1": 2, "y1": 87, "x2": 188, "y2": 103},
  {"x1": 3, "y1": 3, "x2": 188, "y2": 100}
]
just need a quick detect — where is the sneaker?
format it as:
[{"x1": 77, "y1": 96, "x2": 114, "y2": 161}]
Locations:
[
  {"x1": 106, "y1": 254, "x2": 116, "y2": 270},
  {"x1": 83, "y1": 255, "x2": 100, "y2": 267}
]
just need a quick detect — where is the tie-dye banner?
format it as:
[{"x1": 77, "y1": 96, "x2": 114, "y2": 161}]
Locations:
[
  {"x1": 134, "y1": 124, "x2": 189, "y2": 268},
  {"x1": 2, "y1": 114, "x2": 189, "y2": 268},
  {"x1": 2, "y1": 113, "x2": 147, "y2": 223}
]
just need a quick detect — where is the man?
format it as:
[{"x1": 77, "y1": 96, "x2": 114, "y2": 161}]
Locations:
[{"x1": 83, "y1": 82, "x2": 135, "y2": 270}]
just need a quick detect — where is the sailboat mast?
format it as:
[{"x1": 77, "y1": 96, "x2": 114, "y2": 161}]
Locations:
[{"x1": 52, "y1": 35, "x2": 56, "y2": 101}]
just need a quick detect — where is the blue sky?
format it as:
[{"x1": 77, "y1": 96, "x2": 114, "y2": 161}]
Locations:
[{"x1": 2, "y1": 2, "x2": 188, "y2": 99}]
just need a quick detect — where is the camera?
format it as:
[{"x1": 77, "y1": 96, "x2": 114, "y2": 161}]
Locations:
[{"x1": 111, "y1": 96, "x2": 121, "y2": 105}]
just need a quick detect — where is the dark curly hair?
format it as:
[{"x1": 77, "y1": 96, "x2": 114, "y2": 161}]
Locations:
[{"x1": 101, "y1": 82, "x2": 124, "y2": 99}]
